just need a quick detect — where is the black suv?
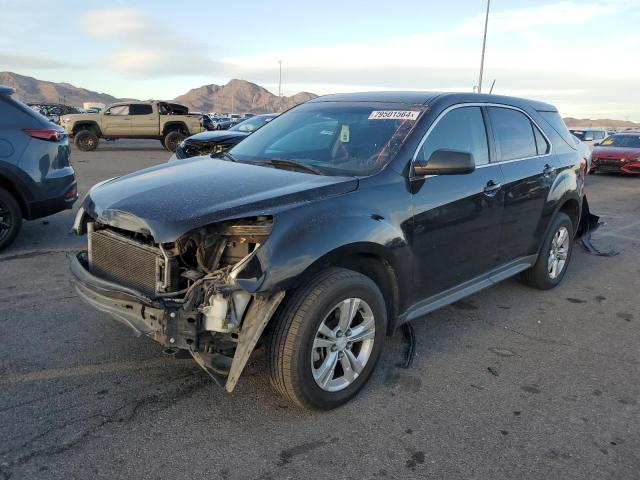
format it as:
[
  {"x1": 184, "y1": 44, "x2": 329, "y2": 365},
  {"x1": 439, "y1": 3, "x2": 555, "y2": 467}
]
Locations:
[
  {"x1": 0, "y1": 86, "x2": 77, "y2": 251},
  {"x1": 70, "y1": 92, "x2": 585, "y2": 409}
]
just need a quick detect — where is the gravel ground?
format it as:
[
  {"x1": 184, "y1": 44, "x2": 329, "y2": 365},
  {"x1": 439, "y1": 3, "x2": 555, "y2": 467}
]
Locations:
[{"x1": 0, "y1": 140, "x2": 638, "y2": 480}]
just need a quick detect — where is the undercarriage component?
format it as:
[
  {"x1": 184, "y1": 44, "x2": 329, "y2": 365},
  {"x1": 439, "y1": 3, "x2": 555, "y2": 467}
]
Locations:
[
  {"x1": 397, "y1": 322, "x2": 416, "y2": 369},
  {"x1": 225, "y1": 291, "x2": 285, "y2": 392}
]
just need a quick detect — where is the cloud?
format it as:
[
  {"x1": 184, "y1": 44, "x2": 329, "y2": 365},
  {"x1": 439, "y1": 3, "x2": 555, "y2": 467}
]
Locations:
[
  {"x1": 80, "y1": 7, "x2": 227, "y2": 77},
  {"x1": 0, "y1": 53, "x2": 76, "y2": 69},
  {"x1": 82, "y1": 8, "x2": 147, "y2": 37},
  {"x1": 225, "y1": 1, "x2": 640, "y2": 77},
  {"x1": 77, "y1": 1, "x2": 640, "y2": 119},
  {"x1": 456, "y1": 0, "x2": 635, "y2": 33}
]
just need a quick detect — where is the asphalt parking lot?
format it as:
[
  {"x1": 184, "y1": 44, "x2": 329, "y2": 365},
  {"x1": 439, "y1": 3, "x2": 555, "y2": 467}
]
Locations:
[{"x1": 1, "y1": 140, "x2": 639, "y2": 480}]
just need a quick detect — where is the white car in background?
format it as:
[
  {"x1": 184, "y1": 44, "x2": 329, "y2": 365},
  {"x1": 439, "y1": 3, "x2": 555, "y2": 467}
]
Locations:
[
  {"x1": 572, "y1": 134, "x2": 592, "y2": 171},
  {"x1": 569, "y1": 128, "x2": 608, "y2": 147}
]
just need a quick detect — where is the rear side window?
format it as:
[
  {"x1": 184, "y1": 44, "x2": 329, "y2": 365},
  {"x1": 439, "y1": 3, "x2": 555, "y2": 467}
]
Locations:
[
  {"x1": 130, "y1": 104, "x2": 153, "y2": 115},
  {"x1": 533, "y1": 125, "x2": 550, "y2": 155},
  {"x1": 488, "y1": 107, "x2": 537, "y2": 161},
  {"x1": 108, "y1": 105, "x2": 130, "y2": 115},
  {"x1": 417, "y1": 106, "x2": 489, "y2": 166},
  {"x1": 539, "y1": 111, "x2": 576, "y2": 148}
]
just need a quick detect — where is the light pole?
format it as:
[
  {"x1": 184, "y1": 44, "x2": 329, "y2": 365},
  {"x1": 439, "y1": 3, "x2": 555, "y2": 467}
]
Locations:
[
  {"x1": 478, "y1": 0, "x2": 490, "y2": 93},
  {"x1": 278, "y1": 60, "x2": 282, "y2": 98}
]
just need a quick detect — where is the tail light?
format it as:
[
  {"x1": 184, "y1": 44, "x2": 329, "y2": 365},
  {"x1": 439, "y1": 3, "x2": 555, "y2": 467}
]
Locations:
[
  {"x1": 580, "y1": 158, "x2": 587, "y2": 176},
  {"x1": 64, "y1": 184, "x2": 77, "y2": 200},
  {"x1": 23, "y1": 128, "x2": 65, "y2": 142}
]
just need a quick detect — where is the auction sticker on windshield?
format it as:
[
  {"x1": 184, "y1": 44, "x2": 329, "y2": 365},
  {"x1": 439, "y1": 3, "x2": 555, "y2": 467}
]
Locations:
[{"x1": 368, "y1": 110, "x2": 421, "y2": 120}]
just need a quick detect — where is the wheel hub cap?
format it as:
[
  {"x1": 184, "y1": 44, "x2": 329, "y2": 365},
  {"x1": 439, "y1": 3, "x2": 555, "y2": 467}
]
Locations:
[
  {"x1": 548, "y1": 226, "x2": 569, "y2": 280},
  {"x1": 311, "y1": 297, "x2": 375, "y2": 392}
]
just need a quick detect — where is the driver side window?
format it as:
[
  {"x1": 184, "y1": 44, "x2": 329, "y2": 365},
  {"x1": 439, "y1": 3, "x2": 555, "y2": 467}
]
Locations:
[{"x1": 417, "y1": 107, "x2": 489, "y2": 166}]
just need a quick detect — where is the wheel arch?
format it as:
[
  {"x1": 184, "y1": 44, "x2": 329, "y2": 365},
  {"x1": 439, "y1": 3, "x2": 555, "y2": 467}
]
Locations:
[
  {"x1": 0, "y1": 169, "x2": 31, "y2": 218},
  {"x1": 72, "y1": 121, "x2": 102, "y2": 137},
  {"x1": 162, "y1": 122, "x2": 189, "y2": 136},
  {"x1": 284, "y1": 243, "x2": 402, "y2": 335},
  {"x1": 557, "y1": 197, "x2": 581, "y2": 231}
]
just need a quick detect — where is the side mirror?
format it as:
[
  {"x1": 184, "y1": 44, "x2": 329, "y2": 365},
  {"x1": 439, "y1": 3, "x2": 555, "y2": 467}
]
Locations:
[
  {"x1": 594, "y1": 142, "x2": 601, "y2": 147},
  {"x1": 413, "y1": 149, "x2": 476, "y2": 176},
  {"x1": 104, "y1": 110, "x2": 111, "y2": 115}
]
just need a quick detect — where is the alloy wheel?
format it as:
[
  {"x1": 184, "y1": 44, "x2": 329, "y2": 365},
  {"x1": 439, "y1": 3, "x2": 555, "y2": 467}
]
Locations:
[
  {"x1": 548, "y1": 226, "x2": 569, "y2": 279},
  {"x1": 311, "y1": 298, "x2": 376, "y2": 392},
  {"x1": 81, "y1": 135, "x2": 95, "y2": 150},
  {"x1": 0, "y1": 200, "x2": 12, "y2": 242}
]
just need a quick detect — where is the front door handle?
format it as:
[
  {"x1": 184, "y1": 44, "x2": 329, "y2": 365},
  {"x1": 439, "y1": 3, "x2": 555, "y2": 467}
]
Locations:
[
  {"x1": 543, "y1": 164, "x2": 554, "y2": 176},
  {"x1": 483, "y1": 180, "x2": 501, "y2": 196}
]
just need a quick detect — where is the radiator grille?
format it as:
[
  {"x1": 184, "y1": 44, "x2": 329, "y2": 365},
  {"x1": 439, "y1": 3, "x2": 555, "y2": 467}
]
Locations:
[{"x1": 88, "y1": 230, "x2": 160, "y2": 296}]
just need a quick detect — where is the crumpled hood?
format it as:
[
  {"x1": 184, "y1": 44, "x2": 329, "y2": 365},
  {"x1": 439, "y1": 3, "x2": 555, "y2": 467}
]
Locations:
[
  {"x1": 592, "y1": 146, "x2": 640, "y2": 159},
  {"x1": 184, "y1": 130, "x2": 249, "y2": 143},
  {"x1": 84, "y1": 157, "x2": 358, "y2": 242}
]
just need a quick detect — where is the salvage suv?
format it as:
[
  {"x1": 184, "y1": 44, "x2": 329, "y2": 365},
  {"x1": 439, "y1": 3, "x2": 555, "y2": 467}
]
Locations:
[
  {"x1": 60, "y1": 101, "x2": 206, "y2": 152},
  {"x1": 70, "y1": 92, "x2": 586, "y2": 409}
]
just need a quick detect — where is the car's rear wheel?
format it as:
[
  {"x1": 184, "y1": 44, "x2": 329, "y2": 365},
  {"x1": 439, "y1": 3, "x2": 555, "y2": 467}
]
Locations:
[
  {"x1": 163, "y1": 131, "x2": 185, "y2": 152},
  {"x1": 0, "y1": 187, "x2": 22, "y2": 251},
  {"x1": 74, "y1": 129, "x2": 99, "y2": 151},
  {"x1": 521, "y1": 212, "x2": 574, "y2": 290},
  {"x1": 268, "y1": 267, "x2": 387, "y2": 410}
]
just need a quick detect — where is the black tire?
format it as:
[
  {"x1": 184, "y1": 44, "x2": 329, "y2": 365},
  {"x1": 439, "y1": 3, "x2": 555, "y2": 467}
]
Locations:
[
  {"x1": 521, "y1": 212, "x2": 574, "y2": 290},
  {"x1": 0, "y1": 187, "x2": 22, "y2": 251},
  {"x1": 163, "y1": 131, "x2": 185, "y2": 152},
  {"x1": 74, "y1": 129, "x2": 99, "y2": 151},
  {"x1": 268, "y1": 267, "x2": 387, "y2": 410}
]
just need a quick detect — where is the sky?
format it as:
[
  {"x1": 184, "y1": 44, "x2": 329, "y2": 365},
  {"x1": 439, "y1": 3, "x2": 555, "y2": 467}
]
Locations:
[{"x1": 1, "y1": 0, "x2": 639, "y2": 120}]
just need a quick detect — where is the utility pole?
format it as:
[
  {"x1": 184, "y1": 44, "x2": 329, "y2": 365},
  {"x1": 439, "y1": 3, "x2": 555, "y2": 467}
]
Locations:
[
  {"x1": 477, "y1": 0, "x2": 490, "y2": 93},
  {"x1": 278, "y1": 60, "x2": 282, "y2": 98}
]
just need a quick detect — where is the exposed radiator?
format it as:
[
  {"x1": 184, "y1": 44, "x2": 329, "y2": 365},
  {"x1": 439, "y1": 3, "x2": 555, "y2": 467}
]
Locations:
[{"x1": 88, "y1": 229, "x2": 165, "y2": 297}]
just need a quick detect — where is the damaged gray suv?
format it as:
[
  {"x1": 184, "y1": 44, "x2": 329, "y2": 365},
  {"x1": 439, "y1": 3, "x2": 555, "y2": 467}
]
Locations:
[{"x1": 71, "y1": 92, "x2": 587, "y2": 409}]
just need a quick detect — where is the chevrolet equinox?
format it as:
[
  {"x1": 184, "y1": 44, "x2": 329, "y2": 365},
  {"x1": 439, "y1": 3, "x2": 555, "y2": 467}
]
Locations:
[{"x1": 70, "y1": 92, "x2": 586, "y2": 410}]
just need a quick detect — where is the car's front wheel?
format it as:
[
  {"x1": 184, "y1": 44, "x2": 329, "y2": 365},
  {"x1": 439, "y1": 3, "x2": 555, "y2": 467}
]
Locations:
[
  {"x1": 74, "y1": 130, "x2": 99, "y2": 151},
  {"x1": 268, "y1": 267, "x2": 387, "y2": 410}
]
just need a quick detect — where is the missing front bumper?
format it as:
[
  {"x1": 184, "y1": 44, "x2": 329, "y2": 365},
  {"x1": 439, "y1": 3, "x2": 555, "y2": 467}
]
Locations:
[{"x1": 69, "y1": 252, "x2": 285, "y2": 391}]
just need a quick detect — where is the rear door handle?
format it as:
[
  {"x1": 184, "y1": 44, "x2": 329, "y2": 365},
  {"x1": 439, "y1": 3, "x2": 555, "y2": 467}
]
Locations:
[
  {"x1": 543, "y1": 164, "x2": 554, "y2": 176},
  {"x1": 483, "y1": 180, "x2": 501, "y2": 196}
]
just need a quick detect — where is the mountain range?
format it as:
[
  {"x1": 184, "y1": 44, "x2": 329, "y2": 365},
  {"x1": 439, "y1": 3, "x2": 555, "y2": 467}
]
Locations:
[
  {"x1": 2, "y1": 71, "x2": 638, "y2": 128},
  {"x1": 0, "y1": 71, "x2": 316, "y2": 114}
]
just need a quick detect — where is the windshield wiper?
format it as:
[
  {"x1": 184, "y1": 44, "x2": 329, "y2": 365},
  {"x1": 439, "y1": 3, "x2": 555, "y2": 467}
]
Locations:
[
  {"x1": 261, "y1": 158, "x2": 324, "y2": 175},
  {"x1": 214, "y1": 151, "x2": 238, "y2": 162}
]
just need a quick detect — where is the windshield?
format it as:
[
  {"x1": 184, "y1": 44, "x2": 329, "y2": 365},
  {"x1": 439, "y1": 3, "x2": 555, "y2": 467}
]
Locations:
[
  {"x1": 230, "y1": 115, "x2": 275, "y2": 132},
  {"x1": 229, "y1": 102, "x2": 425, "y2": 176},
  {"x1": 599, "y1": 134, "x2": 640, "y2": 148}
]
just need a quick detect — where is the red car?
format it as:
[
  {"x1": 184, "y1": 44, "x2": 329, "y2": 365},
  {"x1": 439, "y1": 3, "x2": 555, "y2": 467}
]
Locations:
[{"x1": 591, "y1": 132, "x2": 640, "y2": 175}]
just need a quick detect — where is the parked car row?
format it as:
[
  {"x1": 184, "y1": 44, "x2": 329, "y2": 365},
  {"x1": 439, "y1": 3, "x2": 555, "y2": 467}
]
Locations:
[{"x1": 28, "y1": 103, "x2": 84, "y2": 124}]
